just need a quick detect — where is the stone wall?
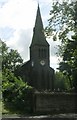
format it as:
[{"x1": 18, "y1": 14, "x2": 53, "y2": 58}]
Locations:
[{"x1": 33, "y1": 92, "x2": 77, "y2": 114}]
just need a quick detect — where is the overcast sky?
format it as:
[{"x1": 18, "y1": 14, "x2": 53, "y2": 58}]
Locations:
[{"x1": 0, "y1": 0, "x2": 60, "y2": 70}]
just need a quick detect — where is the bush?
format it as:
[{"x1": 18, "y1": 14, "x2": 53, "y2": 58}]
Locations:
[
  {"x1": 2, "y1": 69, "x2": 34, "y2": 114},
  {"x1": 54, "y1": 71, "x2": 70, "y2": 91}
]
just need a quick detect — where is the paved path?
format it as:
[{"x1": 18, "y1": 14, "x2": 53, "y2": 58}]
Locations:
[{"x1": 2, "y1": 114, "x2": 77, "y2": 120}]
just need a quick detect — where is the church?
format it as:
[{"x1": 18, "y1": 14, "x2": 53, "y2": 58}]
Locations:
[{"x1": 20, "y1": 5, "x2": 55, "y2": 91}]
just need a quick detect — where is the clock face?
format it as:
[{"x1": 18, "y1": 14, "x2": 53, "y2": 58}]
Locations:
[{"x1": 40, "y1": 60, "x2": 45, "y2": 66}]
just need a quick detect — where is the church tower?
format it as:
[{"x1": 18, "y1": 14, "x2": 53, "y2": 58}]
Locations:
[
  {"x1": 20, "y1": 5, "x2": 55, "y2": 91},
  {"x1": 30, "y1": 5, "x2": 50, "y2": 68},
  {"x1": 29, "y1": 5, "x2": 54, "y2": 90}
]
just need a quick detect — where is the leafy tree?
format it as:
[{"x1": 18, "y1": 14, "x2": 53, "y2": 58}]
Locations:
[
  {"x1": 1, "y1": 41, "x2": 23, "y2": 73},
  {"x1": 0, "y1": 39, "x2": 2, "y2": 71},
  {"x1": 54, "y1": 71, "x2": 70, "y2": 91},
  {"x1": 46, "y1": 1, "x2": 77, "y2": 91},
  {"x1": 1, "y1": 41, "x2": 34, "y2": 114},
  {"x1": 0, "y1": 39, "x2": 2, "y2": 114},
  {"x1": 59, "y1": 35, "x2": 77, "y2": 90},
  {"x1": 45, "y1": 1, "x2": 76, "y2": 41},
  {"x1": 2, "y1": 69, "x2": 34, "y2": 113}
]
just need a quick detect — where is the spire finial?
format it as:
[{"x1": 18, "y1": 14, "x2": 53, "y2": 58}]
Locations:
[
  {"x1": 37, "y1": 0, "x2": 39, "y2": 7},
  {"x1": 37, "y1": 1, "x2": 40, "y2": 12}
]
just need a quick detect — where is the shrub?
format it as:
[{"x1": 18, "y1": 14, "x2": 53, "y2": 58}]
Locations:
[{"x1": 2, "y1": 69, "x2": 34, "y2": 114}]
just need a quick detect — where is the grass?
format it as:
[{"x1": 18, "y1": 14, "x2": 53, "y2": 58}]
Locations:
[
  {"x1": 0, "y1": 100, "x2": 2, "y2": 118},
  {"x1": 2, "y1": 102, "x2": 11, "y2": 115}
]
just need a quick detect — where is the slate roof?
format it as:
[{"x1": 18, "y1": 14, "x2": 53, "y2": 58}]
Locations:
[{"x1": 30, "y1": 5, "x2": 49, "y2": 47}]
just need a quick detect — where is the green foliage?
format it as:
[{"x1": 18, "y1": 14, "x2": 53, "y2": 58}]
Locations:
[
  {"x1": 0, "y1": 40, "x2": 2, "y2": 116},
  {"x1": 1, "y1": 41, "x2": 34, "y2": 114},
  {"x1": 0, "y1": 39, "x2": 2, "y2": 71},
  {"x1": 2, "y1": 69, "x2": 34, "y2": 114},
  {"x1": 1, "y1": 41, "x2": 23, "y2": 73},
  {"x1": 54, "y1": 71, "x2": 70, "y2": 91},
  {"x1": 0, "y1": 72, "x2": 2, "y2": 116},
  {"x1": 59, "y1": 36, "x2": 77, "y2": 90},
  {"x1": 45, "y1": 1, "x2": 76, "y2": 41},
  {"x1": 46, "y1": 1, "x2": 77, "y2": 91}
]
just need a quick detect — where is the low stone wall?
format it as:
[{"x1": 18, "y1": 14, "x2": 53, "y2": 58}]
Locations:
[{"x1": 33, "y1": 92, "x2": 77, "y2": 114}]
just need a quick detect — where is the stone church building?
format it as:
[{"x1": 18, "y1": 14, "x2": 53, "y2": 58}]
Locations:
[{"x1": 20, "y1": 5, "x2": 55, "y2": 91}]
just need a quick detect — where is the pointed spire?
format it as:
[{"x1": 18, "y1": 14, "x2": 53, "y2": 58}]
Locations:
[
  {"x1": 30, "y1": 4, "x2": 49, "y2": 46},
  {"x1": 34, "y1": 4, "x2": 43, "y2": 31}
]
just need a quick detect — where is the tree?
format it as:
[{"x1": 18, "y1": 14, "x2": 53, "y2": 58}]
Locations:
[
  {"x1": 0, "y1": 39, "x2": 2, "y2": 110},
  {"x1": 46, "y1": 1, "x2": 77, "y2": 91},
  {"x1": 54, "y1": 71, "x2": 70, "y2": 91},
  {"x1": 2, "y1": 69, "x2": 34, "y2": 113},
  {"x1": 1, "y1": 41, "x2": 34, "y2": 113},
  {"x1": 45, "y1": 1, "x2": 76, "y2": 41},
  {"x1": 0, "y1": 39, "x2": 2, "y2": 71},
  {"x1": 59, "y1": 35, "x2": 77, "y2": 90},
  {"x1": 1, "y1": 41, "x2": 23, "y2": 73}
]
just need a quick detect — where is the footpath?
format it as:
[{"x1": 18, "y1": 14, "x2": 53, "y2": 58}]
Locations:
[{"x1": 2, "y1": 114, "x2": 77, "y2": 120}]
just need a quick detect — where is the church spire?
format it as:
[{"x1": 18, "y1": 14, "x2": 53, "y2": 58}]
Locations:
[
  {"x1": 30, "y1": 4, "x2": 49, "y2": 46},
  {"x1": 34, "y1": 4, "x2": 43, "y2": 32}
]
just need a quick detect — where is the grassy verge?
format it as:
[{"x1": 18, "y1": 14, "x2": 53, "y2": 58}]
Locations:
[{"x1": 2, "y1": 102, "x2": 11, "y2": 115}]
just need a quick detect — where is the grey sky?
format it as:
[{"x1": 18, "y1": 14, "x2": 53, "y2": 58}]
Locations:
[{"x1": 0, "y1": 0, "x2": 60, "y2": 70}]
